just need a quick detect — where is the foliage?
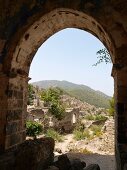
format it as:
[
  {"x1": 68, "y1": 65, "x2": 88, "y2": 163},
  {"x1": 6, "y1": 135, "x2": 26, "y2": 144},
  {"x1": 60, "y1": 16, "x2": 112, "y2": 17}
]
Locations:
[
  {"x1": 90, "y1": 125, "x2": 103, "y2": 137},
  {"x1": 94, "y1": 114, "x2": 107, "y2": 121},
  {"x1": 108, "y1": 97, "x2": 115, "y2": 117},
  {"x1": 45, "y1": 128, "x2": 63, "y2": 142},
  {"x1": 68, "y1": 88, "x2": 110, "y2": 108},
  {"x1": 27, "y1": 84, "x2": 35, "y2": 105},
  {"x1": 93, "y1": 48, "x2": 111, "y2": 66},
  {"x1": 49, "y1": 102, "x2": 65, "y2": 120},
  {"x1": 33, "y1": 80, "x2": 111, "y2": 108},
  {"x1": 79, "y1": 148, "x2": 93, "y2": 154},
  {"x1": 41, "y1": 87, "x2": 63, "y2": 104},
  {"x1": 69, "y1": 147, "x2": 92, "y2": 154},
  {"x1": 84, "y1": 114, "x2": 95, "y2": 120},
  {"x1": 74, "y1": 120, "x2": 85, "y2": 131},
  {"x1": 73, "y1": 129, "x2": 90, "y2": 141},
  {"x1": 26, "y1": 121, "x2": 42, "y2": 139},
  {"x1": 41, "y1": 87, "x2": 65, "y2": 120},
  {"x1": 84, "y1": 114, "x2": 107, "y2": 121}
]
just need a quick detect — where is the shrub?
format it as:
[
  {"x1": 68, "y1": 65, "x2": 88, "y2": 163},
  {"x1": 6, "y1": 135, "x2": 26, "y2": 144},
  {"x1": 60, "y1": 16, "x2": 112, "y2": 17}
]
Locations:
[
  {"x1": 90, "y1": 125, "x2": 103, "y2": 137},
  {"x1": 108, "y1": 97, "x2": 115, "y2": 117},
  {"x1": 69, "y1": 147, "x2": 92, "y2": 154},
  {"x1": 73, "y1": 129, "x2": 90, "y2": 141},
  {"x1": 84, "y1": 114, "x2": 95, "y2": 120},
  {"x1": 49, "y1": 103, "x2": 65, "y2": 120},
  {"x1": 26, "y1": 121, "x2": 42, "y2": 139},
  {"x1": 84, "y1": 114, "x2": 107, "y2": 121},
  {"x1": 80, "y1": 148, "x2": 93, "y2": 154},
  {"x1": 75, "y1": 121, "x2": 85, "y2": 132},
  {"x1": 94, "y1": 114, "x2": 107, "y2": 121},
  {"x1": 45, "y1": 129, "x2": 63, "y2": 142}
]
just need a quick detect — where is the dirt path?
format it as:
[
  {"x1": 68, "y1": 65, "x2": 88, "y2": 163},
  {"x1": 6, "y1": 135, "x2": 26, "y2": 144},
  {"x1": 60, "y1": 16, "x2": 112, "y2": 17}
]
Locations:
[
  {"x1": 55, "y1": 134, "x2": 115, "y2": 170},
  {"x1": 55, "y1": 134, "x2": 74, "y2": 154}
]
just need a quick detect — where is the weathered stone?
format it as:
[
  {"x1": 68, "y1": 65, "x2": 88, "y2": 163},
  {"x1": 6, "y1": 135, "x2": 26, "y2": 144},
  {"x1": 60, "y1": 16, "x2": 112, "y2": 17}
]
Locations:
[
  {"x1": 0, "y1": 1, "x2": 127, "y2": 169},
  {"x1": 0, "y1": 152, "x2": 15, "y2": 170},
  {"x1": 84, "y1": 164, "x2": 100, "y2": 170},
  {"x1": 6, "y1": 110, "x2": 22, "y2": 121},
  {"x1": 53, "y1": 154, "x2": 86, "y2": 170},
  {"x1": 15, "y1": 137, "x2": 54, "y2": 170},
  {"x1": 0, "y1": 137, "x2": 54, "y2": 170},
  {"x1": 46, "y1": 166, "x2": 59, "y2": 170},
  {"x1": 124, "y1": 164, "x2": 127, "y2": 170},
  {"x1": 70, "y1": 158, "x2": 86, "y2": 170},
  {"x1": 5, "y1": 133, "x2": 22, "y2": 148},
  {"x1": 55, "y1": 148, "x2": 62, "y2": 154},
  {"x1": 53, "y1": 154, "x2": 71, "y2": 170},
  {"x1": 6, "y1": 122, "x2": 21, "y2": 135}
]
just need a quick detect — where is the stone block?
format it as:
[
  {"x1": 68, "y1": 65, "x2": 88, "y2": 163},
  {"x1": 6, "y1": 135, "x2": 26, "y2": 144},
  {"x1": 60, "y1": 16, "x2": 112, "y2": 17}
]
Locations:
[
  {"x1": 84, "y1": 164, "x2": 100, "y2": 170},
  {"x1": 5, "y1": 133, "x2": 22, "y2": 149},
  {"x1": 6, "y1": 110, "x2": 22, "y2": 121},
  {"x1": 14, "y1": 137, "x2": 54, "y2": 170},
  {"x1": 0, "y1": 137, "x2": 54, "y2": 170},
  {"x1": 6, "y1": 122, "x2": 21, "y2": 135}
]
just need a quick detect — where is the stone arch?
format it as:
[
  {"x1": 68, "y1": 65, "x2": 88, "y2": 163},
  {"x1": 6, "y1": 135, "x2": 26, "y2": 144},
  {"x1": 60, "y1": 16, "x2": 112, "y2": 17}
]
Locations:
[
  {"x1": 1, "y1": 7, "x2": 115, "y2": 151},
  {"x1": 1, "y1": 8, "x2": 115, "y2": 152},
  {"x1": 6, "y1": 8, "x2": 115, "y2": 75},
  {"x1": 0, "y1": 1, "x2": 127, "y2": 169}
]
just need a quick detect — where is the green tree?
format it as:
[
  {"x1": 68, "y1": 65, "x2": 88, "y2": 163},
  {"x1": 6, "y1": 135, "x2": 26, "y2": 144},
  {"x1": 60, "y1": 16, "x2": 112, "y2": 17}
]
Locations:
[
  {"x1": 27, "y1": 84, "x2": 35, "y2": 105},
  {"x1": 49, "y1": 102, "x2": 65, "y2": 120},
  {"x1": 108, "y1": 97, "x2": 115, "y2": 117},
  {"x1": 41, "y1": 87, "x2": 65, "y2": 120},
  {"x1": 41, "y1": 87, "x2": 63, "y2": 105}
]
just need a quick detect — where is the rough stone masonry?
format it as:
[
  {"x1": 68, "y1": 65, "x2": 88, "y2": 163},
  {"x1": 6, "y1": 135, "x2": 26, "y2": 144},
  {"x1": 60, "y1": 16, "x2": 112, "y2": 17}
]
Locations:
[{"x1": 0, "y1": 0, "x2": 127, "y2": 169}]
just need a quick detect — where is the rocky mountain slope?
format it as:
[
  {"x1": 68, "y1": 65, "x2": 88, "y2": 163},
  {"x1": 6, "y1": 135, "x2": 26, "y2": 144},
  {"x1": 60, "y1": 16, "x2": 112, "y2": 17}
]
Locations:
[{"x1": 32, "y1": 80, "x2": 111, "y2": 108}]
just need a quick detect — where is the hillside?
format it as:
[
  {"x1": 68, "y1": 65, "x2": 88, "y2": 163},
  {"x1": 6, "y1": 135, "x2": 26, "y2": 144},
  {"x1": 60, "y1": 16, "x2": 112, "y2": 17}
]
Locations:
[{"x1": 32, "y1": 80, "x2": 111, "y2": 108}]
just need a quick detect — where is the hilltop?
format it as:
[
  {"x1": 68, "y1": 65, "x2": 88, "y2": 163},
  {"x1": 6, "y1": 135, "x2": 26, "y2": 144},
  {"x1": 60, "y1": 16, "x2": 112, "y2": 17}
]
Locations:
[{"x1": 32, "y1": 80, "x2": 111, "y2": 108}]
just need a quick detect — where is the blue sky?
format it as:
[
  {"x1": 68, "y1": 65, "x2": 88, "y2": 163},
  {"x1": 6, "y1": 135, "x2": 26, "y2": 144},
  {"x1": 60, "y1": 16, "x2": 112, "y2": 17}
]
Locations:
[{"x1": 29, "y1": 28, "x2": 114, "y2": 96}]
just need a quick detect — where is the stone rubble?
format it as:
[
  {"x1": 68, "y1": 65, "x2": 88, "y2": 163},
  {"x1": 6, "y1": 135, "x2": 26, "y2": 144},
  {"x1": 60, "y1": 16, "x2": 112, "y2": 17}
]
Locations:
[{"x1": 46, "y1": 154, "x2": 100, "y2": 170}]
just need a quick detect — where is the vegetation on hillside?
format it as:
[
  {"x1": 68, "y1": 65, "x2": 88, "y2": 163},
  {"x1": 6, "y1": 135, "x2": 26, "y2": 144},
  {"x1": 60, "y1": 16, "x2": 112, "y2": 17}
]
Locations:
[
  {"x1": 67, "y1": 88, "x2": 110, "y2": 108},
  {"x1": 41, "y1": 87, "x2": 65, "y2": 120},
  {"x1": 84, "y1": 114, "x2": 107, "y2": 121},
  {"x1": 45, "y1": 128, "x2": 63, "y2": 142},
  {"x1": 32, "y1": 80, "x2": 111, "y2": 108},
  {"x1": 108, "y1": 97, "x2": 115, "y2": 117}
]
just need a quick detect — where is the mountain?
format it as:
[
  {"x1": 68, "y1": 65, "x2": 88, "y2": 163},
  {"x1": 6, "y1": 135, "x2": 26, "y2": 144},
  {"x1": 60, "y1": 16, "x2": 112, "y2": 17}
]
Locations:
[{"x1": 32, "y1": 80, "x2": 111, "y2": 108}]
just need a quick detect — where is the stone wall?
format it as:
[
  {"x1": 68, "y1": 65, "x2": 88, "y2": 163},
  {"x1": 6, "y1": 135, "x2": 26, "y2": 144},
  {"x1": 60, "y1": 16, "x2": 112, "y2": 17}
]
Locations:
[
  {"x1": 5, "y1": 75, "x2": 28, "y2": 150},
  {"x1": 0, "y1": 0, "x2": 127, "y2": 169},
  {"x1": 0, "y1": 137, "x2": 54, "y2": 170}
]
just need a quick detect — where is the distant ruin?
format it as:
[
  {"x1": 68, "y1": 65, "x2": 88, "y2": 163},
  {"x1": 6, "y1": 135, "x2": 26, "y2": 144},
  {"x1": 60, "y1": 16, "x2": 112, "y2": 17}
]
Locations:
[{"x1": 0, "y1": 1, "x2": 127, "y2": 169}]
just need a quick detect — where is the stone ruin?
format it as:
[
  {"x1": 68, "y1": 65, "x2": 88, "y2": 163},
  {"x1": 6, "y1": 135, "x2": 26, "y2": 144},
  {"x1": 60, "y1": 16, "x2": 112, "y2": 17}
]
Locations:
[
  {"x1": 27, "y1": 107, "x2": 80, "y2": 133},
  {"x1": 0, "y1": 0, "x2": 127, "y2": 169}
]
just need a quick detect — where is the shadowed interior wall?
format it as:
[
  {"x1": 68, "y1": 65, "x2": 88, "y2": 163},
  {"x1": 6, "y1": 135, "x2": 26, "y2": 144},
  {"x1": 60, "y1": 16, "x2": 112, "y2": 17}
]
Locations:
[{"x1": 0, "y1": 1, "x2": 127, "y2": 169}]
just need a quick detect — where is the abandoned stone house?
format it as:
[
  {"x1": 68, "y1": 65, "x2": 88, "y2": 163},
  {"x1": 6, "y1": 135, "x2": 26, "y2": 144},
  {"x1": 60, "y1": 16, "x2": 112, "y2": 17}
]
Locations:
[
  {"x1": 27, "y1": 108, "x2": 45, "y2": 122},
  {"x1": 46, "y1": 108, "x2": 80, "y2": 132},
  {"x1": 27, "y1": 107, "x2": 80, "y2": 133},
  {"x1": 0, "y1": 1, "x2": 127, "y2": 169}
]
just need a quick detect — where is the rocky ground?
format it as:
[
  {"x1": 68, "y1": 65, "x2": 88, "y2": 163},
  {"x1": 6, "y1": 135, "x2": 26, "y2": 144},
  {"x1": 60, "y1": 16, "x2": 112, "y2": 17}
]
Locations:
[
  {"x1": 26, "y1": 116, "x2": 115, "y2": 169},
  {"x1": 53, "y1": 118, "x2": 115, "y2": 170},
  {"x1": 27, "y1": 89, "x2": 115, "y2": 169}
]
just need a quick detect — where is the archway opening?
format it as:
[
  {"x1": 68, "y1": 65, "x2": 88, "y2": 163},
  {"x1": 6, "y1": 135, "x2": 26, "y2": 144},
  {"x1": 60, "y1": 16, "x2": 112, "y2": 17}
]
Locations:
[
  {"x1": 1, "y1": 7, "x2": 118, "y2": 169},
  {"x1": 27, "y1": 28, "x2": 115, "y2": 169}
]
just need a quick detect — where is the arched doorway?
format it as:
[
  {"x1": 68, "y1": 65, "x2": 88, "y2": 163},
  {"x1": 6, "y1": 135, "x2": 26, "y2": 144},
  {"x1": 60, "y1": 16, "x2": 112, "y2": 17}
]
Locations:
[{"x1": 0, "y1": 2, "x2": 127, "y2": 169}]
